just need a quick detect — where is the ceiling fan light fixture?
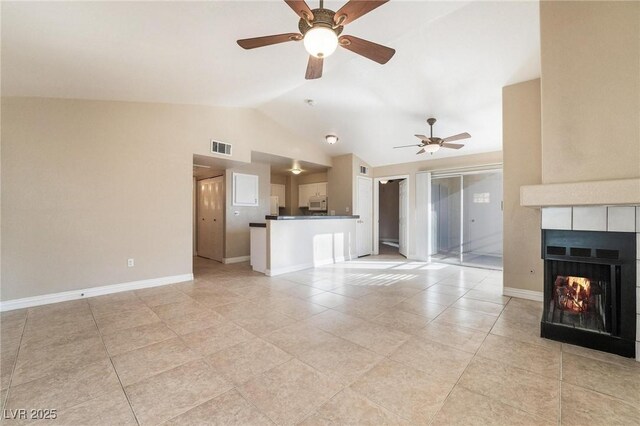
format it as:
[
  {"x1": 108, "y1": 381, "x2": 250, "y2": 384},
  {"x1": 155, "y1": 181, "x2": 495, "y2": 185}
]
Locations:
[
  {"x1": 291, "y1": 168, "x2": 302, "y2": 175},
  {"x1": 424, "y1": 144, "x2": 441, "y2": 154},
  {"x1": 303, "y1": 26, "x2": 338, "y2": 58},
  {"x1": 325, "y1": 134, "x2": 339, "y2": 144}
]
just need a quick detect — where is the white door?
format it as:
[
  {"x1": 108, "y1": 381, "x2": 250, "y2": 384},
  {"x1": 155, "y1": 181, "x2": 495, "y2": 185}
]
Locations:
[
  {"x1": 197, "y1": 176, "x2": 224, "y2": 262},
  {"x1": 356, "y1": 177, "x2": 373, "y2": 257},
  {"x1": 398, "y1": 179, "x2": 407, "y2": 257}
]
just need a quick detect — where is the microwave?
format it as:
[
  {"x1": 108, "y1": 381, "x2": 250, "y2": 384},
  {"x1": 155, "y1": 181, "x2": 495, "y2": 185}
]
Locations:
[{"x1": 308, "y1": 196, "x2": 327, "y2": 211}]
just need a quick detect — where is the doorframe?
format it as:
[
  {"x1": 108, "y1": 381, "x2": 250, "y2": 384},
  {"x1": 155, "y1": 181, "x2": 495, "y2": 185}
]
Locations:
[
  {"x1": 373, "y1": 174, "x2": 410, "y2": 256},
  {"x1": 195, "y1": 174, "x2": 225, "y2": 262}
]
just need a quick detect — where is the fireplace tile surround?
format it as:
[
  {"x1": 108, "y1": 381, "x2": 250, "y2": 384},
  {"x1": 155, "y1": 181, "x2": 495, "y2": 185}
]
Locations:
[{"x1": 541, "y1": 206, "x2": 640, "y2": 361}]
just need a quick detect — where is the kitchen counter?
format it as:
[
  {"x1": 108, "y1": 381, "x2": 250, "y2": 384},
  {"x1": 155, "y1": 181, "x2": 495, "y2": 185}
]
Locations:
[
  {"x1": 265, "y1": 215, "x2": 360, "y2": 220},
  {"x1": 249, "y1": 216, "x2": 357, "y2": 276}
]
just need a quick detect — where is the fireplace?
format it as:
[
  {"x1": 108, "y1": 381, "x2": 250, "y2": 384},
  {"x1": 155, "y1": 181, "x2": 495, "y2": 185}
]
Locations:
[{"x1": 541, "y1": 230, "x2": 637, "y2": 358}]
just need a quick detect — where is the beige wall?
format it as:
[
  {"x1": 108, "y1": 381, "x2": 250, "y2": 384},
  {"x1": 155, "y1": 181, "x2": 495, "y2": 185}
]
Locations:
[
  {"x1": 225, "y1": 163, "x2": 271, "y2": 259},
  {"x1": 379, "y1": 180, "x2": 400, "y2": 241},
  {"x1": 1, "y1": 97, "x2": 331, "y2": 301},
  {"x1": 374, "y1": 151, "x2": 503, "y2": 257},
  {"x1": 328, "y1": 154, "x2": 354, "y2": 215},
  {"x1": 503, "y1": 79, "x2": 544, "y2": 293},
  {"x1": 540, "y1": 1, "x2": 640, "y2": 184},
  {"x1": 298, "y1": 171, "x2": 327, "y2": 185},
  {"x1": 270, "y1": 174, "x2": 286, "y2": 185}
]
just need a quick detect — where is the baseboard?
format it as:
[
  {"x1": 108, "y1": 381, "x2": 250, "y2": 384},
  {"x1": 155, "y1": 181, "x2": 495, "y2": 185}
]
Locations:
[
  {"x1": 222, "y1": 256, "x2": 250, "y2": 264},
  {"x1": 503, "y1": 286, "x2": 543, "y2": 302},
  {"x1": 266, "y1": 262, "x2": 315, "y2": 276},
  {"x1": 0, "y1": 273, "x2": 194, "y2": 312},
  {"x1": 266, "y1": 256, "x2": 349, "y2": 277}
]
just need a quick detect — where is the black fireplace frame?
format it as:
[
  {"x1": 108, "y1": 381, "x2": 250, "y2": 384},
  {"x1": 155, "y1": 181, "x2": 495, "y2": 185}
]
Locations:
[{"x1": 541, "y1": 229, "x2": 636, "y2": 358}]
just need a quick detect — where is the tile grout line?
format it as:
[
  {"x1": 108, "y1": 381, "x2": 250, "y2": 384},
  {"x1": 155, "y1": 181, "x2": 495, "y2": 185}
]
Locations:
[
  {"x1": 87, "y1": 302, "x2": 141, "y2": 426},
  {"x1": 558, "y1": 351, "x2": 563, "y2": 426},
  {"x1": 2, "y1": 310, "x2": 29, "y2": 412}
]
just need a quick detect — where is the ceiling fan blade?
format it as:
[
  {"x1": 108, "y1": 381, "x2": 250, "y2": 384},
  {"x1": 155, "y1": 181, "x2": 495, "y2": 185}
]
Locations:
[
  {"x1": 441, "y1": 142, "x2": 465, "y2": 150},
  {"x1": 334, "y1": 0, "x2": 388, "y2": 26},
  {"x1": 393, "y1": 144, "x2": 421, "y2": 149},
  {"x1": 442, "y1": 132, "x2": 471, "y2": 143},
  {"x1": 415, "y1": 134, "x2": 430, "y2": 141},
  {"x1": 284, "y1": 0, "x2": 314, "y2": 20},
  {"x1": 305, "y1": 56, "x2": 323, "y2": 80},
  {"x1": 416, "y1": 148, "x2": 426, "y2": 155},
  {"x1": 237, "y1": 33, "x2": 302, "y2": 49},
  {"x1": 339, "y1": 35, "x2": 395, "y2": 64}
]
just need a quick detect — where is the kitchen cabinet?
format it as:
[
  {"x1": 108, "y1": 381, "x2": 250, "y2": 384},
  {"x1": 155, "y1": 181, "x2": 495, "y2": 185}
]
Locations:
[
  {"x1": 270, "y1": 184, "x2": 286, "y2": 207},
  {"x1": 298, "y1": 182, "x2": 328, "y2": 208}
]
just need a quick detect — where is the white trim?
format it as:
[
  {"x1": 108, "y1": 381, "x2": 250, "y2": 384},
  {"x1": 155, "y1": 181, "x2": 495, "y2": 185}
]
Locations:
[
  {"x1": 503, "y1": 287, "x2": 543, "y2": 302},
  {"x1": 373, "y1": 174, "x2": 410, "y2": 256},
  {"x1": 0, "y1": 273, "x2": 194, "y2": 312},
  {"x1": 265, "y1": 256, "x2": 349, "y2": 277},
  {"x1": 266, "y1": 263, "x2": 314, "y2": 276},
  {"x1": 222, "y1": 255, "x2": 250, "y2": 264}
]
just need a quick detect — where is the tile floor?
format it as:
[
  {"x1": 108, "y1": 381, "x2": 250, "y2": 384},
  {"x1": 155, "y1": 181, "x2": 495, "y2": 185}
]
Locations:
[{"x1": 1, "y1": 255, "x2": 639, "y2": 425}]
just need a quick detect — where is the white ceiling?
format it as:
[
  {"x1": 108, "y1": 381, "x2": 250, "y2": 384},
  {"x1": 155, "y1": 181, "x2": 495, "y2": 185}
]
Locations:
[{"x1": 1, "y1": 1, "x2": 540, "y2": 167}]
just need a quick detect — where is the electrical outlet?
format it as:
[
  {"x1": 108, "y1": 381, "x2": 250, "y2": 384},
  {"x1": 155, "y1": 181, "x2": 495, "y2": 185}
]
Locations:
[
  {"x1": 346, "y1": 206, "x2": 350, "y2": 213},
  {"x1": 128, "y1": 258, "x2": 135, "y2": 267}
]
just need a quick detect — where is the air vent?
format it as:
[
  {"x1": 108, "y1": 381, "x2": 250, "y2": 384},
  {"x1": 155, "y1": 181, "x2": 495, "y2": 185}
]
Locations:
[
  {"x1": 359, "y1": 165, "x2": 368, "y2": 175},
  {"x1": 546, "y1": 246, "x2": 566, "y2": 256},
  {"x1": 570, "y1": 247, "x2": 591, "y2": 257},
  {"x1": 595, "y1": 249, "x2": 619, "y2": 260},
  {"x1": 211, "y1": 140, "x2": 232, "y2": 156}
]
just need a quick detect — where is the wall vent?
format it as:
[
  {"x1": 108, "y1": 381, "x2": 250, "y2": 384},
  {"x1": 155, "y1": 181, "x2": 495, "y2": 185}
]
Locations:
[
  {"x1": 359, "y1": 165, "x2": 368, "y2": 175},
  {"x1": 211, "y1": 140, "x2": 232, "y2": 156}
]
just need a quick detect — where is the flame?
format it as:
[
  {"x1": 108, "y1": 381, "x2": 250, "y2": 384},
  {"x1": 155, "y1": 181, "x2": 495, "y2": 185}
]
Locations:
[{"x1": 555, "y1": 275, "x2": 592, "y2": 313}]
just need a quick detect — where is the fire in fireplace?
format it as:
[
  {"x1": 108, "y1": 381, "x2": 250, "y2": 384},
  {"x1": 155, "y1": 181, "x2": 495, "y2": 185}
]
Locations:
[
  {"x1": 555, "y1": 275, "x2": 592, "y2": 313},
  {"x1": 541, "y1": 230, "x2": 636, "y2": 358}
]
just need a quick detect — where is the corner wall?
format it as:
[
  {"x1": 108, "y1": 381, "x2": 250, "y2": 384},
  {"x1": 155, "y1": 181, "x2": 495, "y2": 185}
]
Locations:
[{"x1": 503, "y1": 79, "x2": 544, "y2": 294}]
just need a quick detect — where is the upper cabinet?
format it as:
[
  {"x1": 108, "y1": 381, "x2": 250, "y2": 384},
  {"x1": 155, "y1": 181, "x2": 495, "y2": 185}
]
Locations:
[
  {"x1": 233, "y1": 173, "x2": 259, "y2": 206},
  {"x1": 298, "y1": 182, "x2": 328, "y2": 207},
  {"x1": 270, "y1": 184, "x2": 286, "y2": 207},
  {"x1": 316, "y1": 182, "x2": 327, "y2": 197}
]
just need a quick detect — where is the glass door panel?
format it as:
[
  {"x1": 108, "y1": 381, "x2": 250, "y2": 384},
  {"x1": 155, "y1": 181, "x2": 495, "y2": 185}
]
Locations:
[
  {"x1": 461, "y1": 171, "x2": 503, "y2": 269},
  {"x1": 430, "y1": 176, "x2": 462, "y2": 265}
]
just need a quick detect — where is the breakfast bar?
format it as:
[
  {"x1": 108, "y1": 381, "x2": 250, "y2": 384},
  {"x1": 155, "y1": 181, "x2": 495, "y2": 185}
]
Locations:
[{"x1": 249, "y1": 215, "x2": 359, "y2": 276}]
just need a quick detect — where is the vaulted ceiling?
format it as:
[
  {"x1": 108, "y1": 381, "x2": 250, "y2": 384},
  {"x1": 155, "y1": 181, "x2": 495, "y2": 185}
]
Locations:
[{"x1": 1, "y1": 1, "x2": 540, "y2": 167}]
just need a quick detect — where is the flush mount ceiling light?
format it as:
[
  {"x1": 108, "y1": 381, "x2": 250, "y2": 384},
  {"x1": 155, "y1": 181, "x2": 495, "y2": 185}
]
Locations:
[
  {"x1": 380, "y1": 179, "x2": 389, "y2": 184},
  {"x1": 325, "y1": 134, "x2": 339, "y2": 144},
  {"x1": 291, "y1": 168, "x2": 302, "y2": 175}
]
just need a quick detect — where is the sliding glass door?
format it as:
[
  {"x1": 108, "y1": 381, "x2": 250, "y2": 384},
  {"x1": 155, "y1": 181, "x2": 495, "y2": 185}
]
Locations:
[{"x1": 430, "y1": 169, "x2": 503, "y2": 269}]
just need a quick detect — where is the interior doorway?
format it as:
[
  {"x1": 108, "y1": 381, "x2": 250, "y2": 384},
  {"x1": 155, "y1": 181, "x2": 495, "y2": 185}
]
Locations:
[
  {"x1": 373, "y1": 174, "x2": 410, "y2": 257},
  {"x1": 430, "y1": 169, "x2": 503, "y2": 269}
]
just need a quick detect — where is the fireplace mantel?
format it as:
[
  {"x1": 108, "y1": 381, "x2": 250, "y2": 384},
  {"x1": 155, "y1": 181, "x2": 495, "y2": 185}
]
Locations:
[{"x1": 520, "y1": 178, "x2": 640, "y2": 207}]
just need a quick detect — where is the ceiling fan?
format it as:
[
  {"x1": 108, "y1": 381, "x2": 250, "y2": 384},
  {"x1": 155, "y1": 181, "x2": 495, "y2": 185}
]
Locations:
[
  {"x1": 394, "y1": 118, "x2": 471, "y2": 155},
  {"x1": 236, "y1": 0, "x2": 395, "y2": 80}
]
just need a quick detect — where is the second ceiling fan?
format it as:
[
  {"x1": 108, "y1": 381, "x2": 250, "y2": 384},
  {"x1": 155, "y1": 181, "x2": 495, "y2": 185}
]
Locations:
[
  {"x1": 394, "y1": 118, "x2": 471, "y2": 155},
  {"x1": 237, "y1": 0, "x2": 395, "y2": 79}
]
